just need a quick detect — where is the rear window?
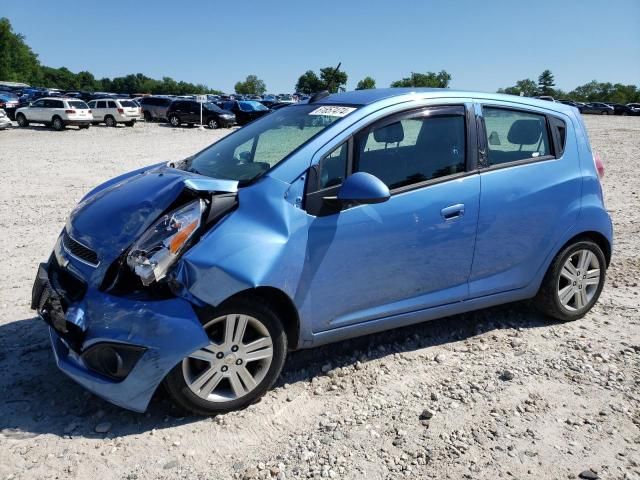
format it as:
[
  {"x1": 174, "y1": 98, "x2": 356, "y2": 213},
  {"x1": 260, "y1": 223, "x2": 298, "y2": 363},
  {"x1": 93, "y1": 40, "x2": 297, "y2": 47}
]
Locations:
[
  {"x1": 119, "y1": 100, "x2": 136, "y2": 107},
  {"x1": 69, "y1": 101, "x2": 89, "y2": 109}
]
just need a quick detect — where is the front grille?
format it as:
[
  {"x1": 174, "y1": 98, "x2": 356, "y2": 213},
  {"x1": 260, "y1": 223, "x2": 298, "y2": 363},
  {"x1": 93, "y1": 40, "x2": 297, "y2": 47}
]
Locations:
[{"x1": 62, "y1": 230, "x2": 99, "y2": 266}]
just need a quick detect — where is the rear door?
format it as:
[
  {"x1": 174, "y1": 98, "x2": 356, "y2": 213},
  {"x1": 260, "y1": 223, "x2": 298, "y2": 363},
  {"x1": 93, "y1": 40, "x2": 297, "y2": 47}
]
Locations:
[
  {"x1": 469, "y1": 102, "x2": 579, "y2": 297},
  {"x1": 94, "y1": 101, "x2": 106, "y2": 121},
  {"x1": 45, "y1": 99, "x2": 65, "y2": 122}
]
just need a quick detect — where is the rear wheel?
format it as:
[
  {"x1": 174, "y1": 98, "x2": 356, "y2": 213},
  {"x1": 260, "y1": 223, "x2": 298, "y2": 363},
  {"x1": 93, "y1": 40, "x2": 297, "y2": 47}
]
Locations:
[
  {"x1": 125, "y1": 120, "x2": 136, "y2": 127},
  {"x1": 105, "y1": 115, "x2": 116, "y2": 127},
  {"x1": 143, "y1": 110, "x2": 152, "y2": 122},
  {"x1": 164, "y1": 299, "x2": 287, "y2": 416},
  {"x1": 169, "y1": 115, "x2": 181, "y2": 127},
  {"x1": 79, "y1": 124, "x2": 90, "y2": 130},
  {"x1": 51, "y1": 116, "x2": 64, "y2": 131},
  {"x1": 534, "y1": 240, "x2": 606, "y2": 321},
  {"x1": 16, "y1": 113, "x2": 28, "y2": 127}
]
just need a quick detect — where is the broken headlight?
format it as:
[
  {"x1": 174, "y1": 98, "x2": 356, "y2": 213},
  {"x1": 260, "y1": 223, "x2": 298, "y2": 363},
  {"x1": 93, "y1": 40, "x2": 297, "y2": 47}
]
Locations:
[{"x1": 127, "y1": 199, "x2": 204, "y2": 286}]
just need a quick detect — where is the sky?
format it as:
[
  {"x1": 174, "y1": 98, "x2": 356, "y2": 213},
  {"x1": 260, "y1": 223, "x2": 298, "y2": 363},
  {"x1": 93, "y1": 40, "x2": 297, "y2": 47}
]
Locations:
[{"x1": 3, "y1": 0, "x2": 639, "y2": 94}]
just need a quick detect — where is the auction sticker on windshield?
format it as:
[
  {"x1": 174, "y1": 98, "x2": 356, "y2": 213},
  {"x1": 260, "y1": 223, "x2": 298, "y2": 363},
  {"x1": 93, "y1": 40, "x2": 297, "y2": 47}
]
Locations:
[{"x1": 309, "y1": 106, "x2": 356, "y2": 117}]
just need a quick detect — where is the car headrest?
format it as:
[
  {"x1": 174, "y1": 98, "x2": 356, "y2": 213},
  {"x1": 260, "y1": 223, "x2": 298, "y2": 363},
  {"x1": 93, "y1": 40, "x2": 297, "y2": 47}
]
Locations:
[
  {"x1": 507, "y1": 119, "x2": 543, "y2": 145},
  {"x1": 374, "y1": 121, "x2": 404, "y2": 144}
]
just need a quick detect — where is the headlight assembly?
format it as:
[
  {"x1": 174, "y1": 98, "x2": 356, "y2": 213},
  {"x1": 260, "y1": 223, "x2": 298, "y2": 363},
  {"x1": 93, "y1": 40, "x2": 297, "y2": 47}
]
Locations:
[{"x1": 127, "y1": 199, "x2": 204, "y2": 286}]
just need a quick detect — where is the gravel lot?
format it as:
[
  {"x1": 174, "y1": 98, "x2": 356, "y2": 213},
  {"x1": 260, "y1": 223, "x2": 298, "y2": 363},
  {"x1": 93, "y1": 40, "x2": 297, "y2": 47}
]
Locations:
[{"x1": 0, "y1": 117, "x2": 639, "y2": 480}]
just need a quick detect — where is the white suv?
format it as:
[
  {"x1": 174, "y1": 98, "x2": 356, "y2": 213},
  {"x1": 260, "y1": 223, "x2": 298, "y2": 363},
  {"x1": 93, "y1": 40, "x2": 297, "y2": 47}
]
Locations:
[
  {"x1": 87, "y1": 98, "x2": 141, "y2": 127},
  {"x1": 15, "y1": 97, "x2": 93, "y2": 130}
]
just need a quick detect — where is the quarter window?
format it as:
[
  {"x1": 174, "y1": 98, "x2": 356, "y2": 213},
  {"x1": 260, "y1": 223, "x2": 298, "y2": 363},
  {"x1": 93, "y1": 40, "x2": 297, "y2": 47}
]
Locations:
[
  {"x1": 483, "y1": 107, "x2": 551, "y2": 165},
  {"x1": 319, "y1": 143, "x2": 347, "y2": 189},
  {"x1": 355, "y1": 113, "x2": 466, "y2": 190}
]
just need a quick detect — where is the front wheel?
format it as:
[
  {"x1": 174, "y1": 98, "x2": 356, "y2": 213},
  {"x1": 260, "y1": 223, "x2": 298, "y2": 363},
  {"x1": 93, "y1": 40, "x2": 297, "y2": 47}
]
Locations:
[
  {"x1": 51, "y1": 116, "x2": 64, "y2": 131},
  {"x1": 164, "y1": 299, "x2": 287, "y2": 416},
  {"x1": 534, "y1": 240, "x2": 606, "y2": 321},
  {"x1": 207, "y1": 118, "x2": 218, "y2": 129},
  {"x1": 168, "y1": 115, "x2": 181, "y2": 127},
  {"x1": 125, "y1": 120, "x2": 136, "y2": 127}
]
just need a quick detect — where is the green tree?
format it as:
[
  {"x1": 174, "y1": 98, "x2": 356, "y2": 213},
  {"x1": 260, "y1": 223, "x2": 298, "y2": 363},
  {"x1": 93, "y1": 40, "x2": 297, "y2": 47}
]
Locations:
[
  {"x1": 355, "y1": 76, "x2": 376, "y2": 90},
  {"x1": 295, "y1": 70, "x2": 323, "y2": 94},
  {"x1": 538, "y1": 70, "x2": 555, "y2": 96},
  {"x1": 0, "y1": 17, "x2": 41, "y2": 84},
  {"x1": 390, "y1": 70, "x2": 451, "y2": 88},
  {"x1": 234, "y1": 74, "x2": 267, "y2": 95},
  {"x1": 319, "y1": 66, "x2": 348, "y2": 93},
  {"x1": 497, "y1": 78, "x2": 538, "y2": 96}
]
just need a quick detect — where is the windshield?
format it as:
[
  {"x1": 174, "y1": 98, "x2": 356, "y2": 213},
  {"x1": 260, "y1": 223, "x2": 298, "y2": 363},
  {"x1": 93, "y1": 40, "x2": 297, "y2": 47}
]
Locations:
[
  {"x1": 238, "y1": 101, "x2": 268, "y2": 112},
  {"x1": 185, "y1": 104, "x2": 356, "y2": 184}
]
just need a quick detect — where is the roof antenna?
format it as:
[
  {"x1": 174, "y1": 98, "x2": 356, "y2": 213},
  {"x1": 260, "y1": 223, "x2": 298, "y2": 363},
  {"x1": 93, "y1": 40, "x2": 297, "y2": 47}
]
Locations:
[{"x1": 309, "y1": 62, "x2": 341, "y2": 103}]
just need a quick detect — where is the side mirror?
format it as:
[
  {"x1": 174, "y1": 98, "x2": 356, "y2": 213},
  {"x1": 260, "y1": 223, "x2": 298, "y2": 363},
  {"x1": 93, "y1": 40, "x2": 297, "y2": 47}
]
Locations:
[{"x1": 333, "y1": 172, "x2": 390, "y2": 206}]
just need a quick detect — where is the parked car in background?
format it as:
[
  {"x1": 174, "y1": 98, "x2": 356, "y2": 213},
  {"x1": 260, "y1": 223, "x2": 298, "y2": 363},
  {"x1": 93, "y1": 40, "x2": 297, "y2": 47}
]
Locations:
[
  {"x1": 87, "y1": 98, "x2": 140, "y2": 127},
  {"x1": 606, "y1": 103, "x2": 634, "y2": 116},
  {"x1": 139, "y1": 96, "x2": 173, "y2": 121},
  {"x1": 260, "y1": 94, "x2": 277, "y2": 108},
  {"x1": 0, "y1": 108, "x2": 11, "y2": 129},
  {"x1": 627, "y1": 103, "x2": 640, "y2": 115},
  {"x1": 166, "y1": 100, "x2": 236, "y2": 129},
  {"x1": 534, "y1": 95, "x2": 555, "y2": 102},
  {"x1": 581, "y1": 102, "x2": 614, "y2": 115},
  {"x1": 15, "y1": 97, "x2": 93, "y2": 130},
  {"x1": 558, "y1": 100, "x2": 581, "y2": 109},
  {"x1": 31, "y1": 89, "x2": 612, "y2": 415},
  {"x1": 0, "y1": 93, "x2": 20, "y2": 120},
  {"x1": 220, "y1": 100, "x2": 270, "y2": 125},
  {"x1": 276, "y1": 94, "x2": 295, "y2": 104}
]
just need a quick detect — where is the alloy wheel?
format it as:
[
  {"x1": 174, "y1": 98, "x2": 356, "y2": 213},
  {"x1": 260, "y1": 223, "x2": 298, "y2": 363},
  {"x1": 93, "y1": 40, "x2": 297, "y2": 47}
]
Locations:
[
  {"x1": 208, "y1": 119, "x2": 218, "y2": 129},
  {"x1": 557, "y1": 249, "x2": 601, "y2": 311},
  {"x1": 170, "y1": 116, "x2": 180, "y2": 127},
  {"x1": 182, "y1": 314, "x2": 273, "y2": 402}
]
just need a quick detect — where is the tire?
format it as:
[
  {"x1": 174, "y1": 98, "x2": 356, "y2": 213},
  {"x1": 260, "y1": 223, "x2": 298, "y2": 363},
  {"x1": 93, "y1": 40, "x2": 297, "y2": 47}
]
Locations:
[
  {"x1": 52, "y1": 116, "x2": 64, "y2": 131},
  {"x1": 125, "y1": 120, "x2": 136, "y2": 127},
  {"x1": 169, "y1": 115, "x2": 181, "y2": 127},
  {"x1": 79, "y1": 124, "x2": 90, "y2": 130},
  {"x1": 91, "y1": 121, "x2": 99, "y2": 125},
  {"x1": 207, "y1": 118, "x2": 218, "y2": 129},
  {"x1": 16, "y1": 113, "x2": 28, "y2": 127},
  {"x1": 164, "y1": 298, "x2": 287, "y2": 416},
  {"x1": 143, "y1": 111, "x2": 152, "y2": 122},
  {"x1": 534, "y1": 240, "x2": 606, "y2": 322},
  {"x1": 601, "y1": 111, "x2": 607, "y2": 115},
  {"x1": 105, "y1": 115, "x2": 116, "y2": 127}
]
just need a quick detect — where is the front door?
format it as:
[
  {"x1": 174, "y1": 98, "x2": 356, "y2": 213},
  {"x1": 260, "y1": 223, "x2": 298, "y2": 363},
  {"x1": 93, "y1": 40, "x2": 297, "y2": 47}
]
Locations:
[{"x1": 299, "y1": 105, "x2": 480, "y2": 332}]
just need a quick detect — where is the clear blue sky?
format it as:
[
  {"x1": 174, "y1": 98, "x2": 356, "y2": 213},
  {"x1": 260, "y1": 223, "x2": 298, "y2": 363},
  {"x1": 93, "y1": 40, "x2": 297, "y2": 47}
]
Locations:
[{"x1": 3, "y1": 0, "x2": 639, "y2": 93}]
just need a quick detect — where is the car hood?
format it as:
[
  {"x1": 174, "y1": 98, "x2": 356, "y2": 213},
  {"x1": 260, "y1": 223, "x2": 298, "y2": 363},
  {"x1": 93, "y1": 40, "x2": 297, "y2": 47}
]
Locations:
[{"x1": 66, "y1": 165, "x2": 237, "y2": 266}]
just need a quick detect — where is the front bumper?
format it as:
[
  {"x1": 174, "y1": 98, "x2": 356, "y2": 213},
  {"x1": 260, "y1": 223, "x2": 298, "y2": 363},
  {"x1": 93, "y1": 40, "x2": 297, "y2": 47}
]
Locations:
[{"x1": 32, "y1": 261, "x2": 209, "y2": 412}]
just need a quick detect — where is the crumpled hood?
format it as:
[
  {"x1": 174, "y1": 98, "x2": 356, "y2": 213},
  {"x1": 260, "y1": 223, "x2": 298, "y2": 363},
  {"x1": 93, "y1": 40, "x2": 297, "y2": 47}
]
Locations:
[{"x1": 66, "y1": 166, "x2": 189, "y2": 264}]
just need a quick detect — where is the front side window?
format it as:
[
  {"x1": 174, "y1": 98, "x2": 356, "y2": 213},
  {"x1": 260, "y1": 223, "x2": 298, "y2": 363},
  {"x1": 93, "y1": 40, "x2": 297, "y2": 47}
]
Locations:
[
  {"x1": 355, "y1": 112, "x2": 466, "y2": 190},
  {"x1": 483, "y1": 107, "x2": 551, "y2": 166},
  {"x1": 32, "y1": 99, "x2": 45, "y2": 108},
  {"x1": 184, "y1": 104, "x2": 354, "y2": 184}
]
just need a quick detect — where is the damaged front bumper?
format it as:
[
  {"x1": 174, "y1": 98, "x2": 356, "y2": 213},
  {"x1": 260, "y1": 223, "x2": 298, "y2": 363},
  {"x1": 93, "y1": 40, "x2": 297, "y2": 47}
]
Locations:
[{"x1": 32, "y1": 260, "x2": 209, "y2": 412}]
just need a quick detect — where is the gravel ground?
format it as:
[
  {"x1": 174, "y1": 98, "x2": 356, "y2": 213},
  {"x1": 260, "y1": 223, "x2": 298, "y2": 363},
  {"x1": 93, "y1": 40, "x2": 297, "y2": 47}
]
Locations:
[{"x1": 0, "y1": 117, "x2": 638, "y2": 480}]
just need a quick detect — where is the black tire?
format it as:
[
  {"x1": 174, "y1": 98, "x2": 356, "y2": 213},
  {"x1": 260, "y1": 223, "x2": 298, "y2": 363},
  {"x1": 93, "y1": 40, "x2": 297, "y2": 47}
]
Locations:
[
  {"x1": 164, "y1": 298, "x2": 288, "y2": 416},
  {"x1": 207, "y1": 117, "x2": 218, "y2": 129},
  {"x1": 105, "y1": 115, "x2": 116, "y2": 127},
  {"x1": 91, "y1": 121, "x2": 99, "y2": 125},
  {"x1": 169, "y1": 115, "x2": 181, "y2": 127},
  {"x1": 51, "y1": 116, "x2": 64, "y2": 131},
  {"x1": 79, "y1": 124, "x2": 90, "y2": 130},
  {"x1": 143, "y1": 110, "x2": 152, "y2": 122},
  {"x1": 125, "y1": 120, "x2": 136, "y2": 127},
  {"x1": 534, "y1": 240, "x2": 606, "y2": 322},
  {"x1": 16, "y1": 113, "x2": 28, "y2": 127}
]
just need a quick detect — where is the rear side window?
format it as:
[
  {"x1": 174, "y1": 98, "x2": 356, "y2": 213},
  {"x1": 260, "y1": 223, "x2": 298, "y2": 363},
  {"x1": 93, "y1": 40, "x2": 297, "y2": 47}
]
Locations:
[
  {"x1": 107, "y1": 101, "x2": 117, "y2": 108},
  {"x1": 97, "y1": 101, "x2": 106, "y2": 108},
  {"x1": 483, "y1": 107, "x2": 551, "y2": 166}
]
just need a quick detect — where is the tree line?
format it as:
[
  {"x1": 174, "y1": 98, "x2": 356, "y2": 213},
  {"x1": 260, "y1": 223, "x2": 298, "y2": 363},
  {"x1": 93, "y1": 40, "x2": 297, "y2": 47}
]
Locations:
[{"x1": 498, "y1": 69, "x2": 640, "y2": 104}]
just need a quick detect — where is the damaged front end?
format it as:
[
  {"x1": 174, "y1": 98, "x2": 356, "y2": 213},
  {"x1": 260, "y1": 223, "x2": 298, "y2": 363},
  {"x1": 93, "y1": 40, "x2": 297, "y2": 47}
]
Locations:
[{"x1": 31, "y1": 165, "x2": 240, "y2": 412}]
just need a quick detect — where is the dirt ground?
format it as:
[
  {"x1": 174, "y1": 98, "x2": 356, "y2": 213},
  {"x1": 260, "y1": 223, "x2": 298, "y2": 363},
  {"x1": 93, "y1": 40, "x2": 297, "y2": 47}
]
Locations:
[{"x1": 0, "y1": 116, "x2": 638, "y2": 480}]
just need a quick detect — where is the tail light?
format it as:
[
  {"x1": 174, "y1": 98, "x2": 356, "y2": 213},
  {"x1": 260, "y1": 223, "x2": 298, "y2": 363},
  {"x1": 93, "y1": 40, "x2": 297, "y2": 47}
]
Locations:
[
  {"x1": 593, "y1": 152, "x2": 605, "y2": 179},
  {"x1": 65, "y1": 109, "x2": 76, "y2": 114},
  {"x1": 117, "y1": 108, "x2": 124, "y2": 114}
]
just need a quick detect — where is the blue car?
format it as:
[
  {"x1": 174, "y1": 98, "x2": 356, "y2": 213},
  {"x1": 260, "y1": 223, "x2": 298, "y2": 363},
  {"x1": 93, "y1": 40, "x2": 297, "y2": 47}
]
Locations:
[{"x1": 32, "y1": 89, "x2": 613, "y2": 415}]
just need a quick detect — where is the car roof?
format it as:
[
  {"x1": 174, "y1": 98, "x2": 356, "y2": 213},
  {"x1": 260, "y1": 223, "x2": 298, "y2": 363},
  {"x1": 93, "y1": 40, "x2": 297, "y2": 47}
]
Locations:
[{"x1": 314, "y1": 88, "x2": 577, "y2": 115}]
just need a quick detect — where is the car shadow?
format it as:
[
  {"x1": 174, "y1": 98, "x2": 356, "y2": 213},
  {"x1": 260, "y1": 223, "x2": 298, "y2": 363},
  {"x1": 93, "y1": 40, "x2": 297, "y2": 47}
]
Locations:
[{"x1": 0, "y1": 302, "x2": 552, "y2": 439}]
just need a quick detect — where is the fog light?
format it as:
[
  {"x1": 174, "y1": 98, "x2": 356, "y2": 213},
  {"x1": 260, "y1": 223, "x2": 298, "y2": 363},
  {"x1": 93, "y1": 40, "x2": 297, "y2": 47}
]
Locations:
[{"x1": 82, "y1": 343, "x2": 146, "y2": 381}]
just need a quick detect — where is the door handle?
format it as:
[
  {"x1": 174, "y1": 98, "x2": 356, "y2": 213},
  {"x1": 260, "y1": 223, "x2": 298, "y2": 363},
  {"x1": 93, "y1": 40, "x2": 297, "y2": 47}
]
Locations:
[{"x1": 441, "y1": 203, "x2": 465, "y2": 221}]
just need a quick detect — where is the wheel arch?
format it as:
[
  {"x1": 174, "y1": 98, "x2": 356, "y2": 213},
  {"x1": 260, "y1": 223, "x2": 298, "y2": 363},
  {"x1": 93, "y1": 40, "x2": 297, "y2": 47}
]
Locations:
[
  {"x1": 218, "y1": 287, "x2": 301, "y2": 350},
  {"x1": 560, "y1": 230, "x2": 611, "y2": 267}
]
